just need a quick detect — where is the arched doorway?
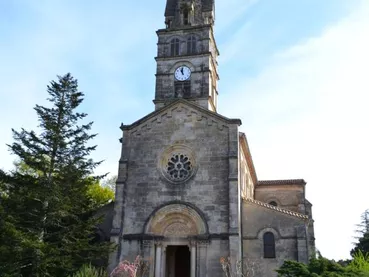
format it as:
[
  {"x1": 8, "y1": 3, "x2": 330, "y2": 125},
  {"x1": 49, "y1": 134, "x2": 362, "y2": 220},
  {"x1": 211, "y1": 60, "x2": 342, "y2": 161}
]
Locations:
[{"x1": 145, "y1": 203, "x2": 207, "y2": 277}]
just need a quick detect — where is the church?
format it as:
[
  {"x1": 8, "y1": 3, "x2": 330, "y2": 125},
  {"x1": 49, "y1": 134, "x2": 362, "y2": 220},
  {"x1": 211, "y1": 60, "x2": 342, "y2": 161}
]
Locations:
[{"x1": 107, "y1": 1, "x2": 315, "y2": 276}]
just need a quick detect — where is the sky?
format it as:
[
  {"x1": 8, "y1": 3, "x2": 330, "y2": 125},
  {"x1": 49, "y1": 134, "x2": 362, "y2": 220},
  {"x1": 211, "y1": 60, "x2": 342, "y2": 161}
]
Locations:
[{"x1": 0, "y1": 0, "x2": 368, "y2": 261}]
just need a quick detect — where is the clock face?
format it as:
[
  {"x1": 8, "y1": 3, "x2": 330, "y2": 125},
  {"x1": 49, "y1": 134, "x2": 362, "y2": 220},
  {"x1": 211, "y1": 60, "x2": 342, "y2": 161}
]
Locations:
[{"x1": 174, "y1": 66, "x2": 191, "y2": 81}]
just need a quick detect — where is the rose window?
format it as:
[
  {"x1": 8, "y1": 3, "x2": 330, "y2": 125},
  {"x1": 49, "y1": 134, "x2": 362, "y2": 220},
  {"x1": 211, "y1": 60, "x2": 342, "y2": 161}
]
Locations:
[
  {"x1": 159, "y1": 145, "x2": 196, "y2": 183},
  {"x1": 167, "y1": 153, "x2": 192, "y2": 181}
]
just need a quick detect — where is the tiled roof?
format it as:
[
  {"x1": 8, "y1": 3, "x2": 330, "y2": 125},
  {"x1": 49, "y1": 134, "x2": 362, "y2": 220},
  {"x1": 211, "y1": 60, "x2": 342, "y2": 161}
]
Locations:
[
  {"x1": 257, "y1": 179, "x2": 306, "y2": 186},
  {"x1": 165, "y1": 0, "x2": 214, "y2": 16},
  {"x1": 244, "y1": 198, "x2": 309, "y2": 220}
]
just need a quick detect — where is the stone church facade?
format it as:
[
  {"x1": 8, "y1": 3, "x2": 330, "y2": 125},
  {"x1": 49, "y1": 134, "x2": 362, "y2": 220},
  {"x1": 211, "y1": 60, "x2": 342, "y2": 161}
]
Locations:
[{"x1": 107, "y1": 1, "x2": 315, "y2": 276}]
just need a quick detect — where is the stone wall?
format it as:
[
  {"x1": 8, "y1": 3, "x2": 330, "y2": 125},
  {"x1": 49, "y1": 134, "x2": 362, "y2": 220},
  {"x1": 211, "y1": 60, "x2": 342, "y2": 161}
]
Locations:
[
  {"x1": 242, "y1": 201, "x2": 309, "y2": 277},
  {"x1": 109, "y1": 101, "x2": 242, "y2": 274},
  {"x1": 155, "y1": 26, "x2": 218, "y2": 111},
  {"x1": 255, "y1": 184, "x2": 305, "y2": 213},
  {"x1": 121, "y1": 104, "x2": 231, "y2": 235}
]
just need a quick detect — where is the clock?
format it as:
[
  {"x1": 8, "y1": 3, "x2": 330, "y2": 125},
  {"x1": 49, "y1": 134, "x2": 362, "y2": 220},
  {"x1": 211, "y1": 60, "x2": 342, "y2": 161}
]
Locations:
[{"x1": 174, "y1": 66, "x2": 191, "y2": 81}]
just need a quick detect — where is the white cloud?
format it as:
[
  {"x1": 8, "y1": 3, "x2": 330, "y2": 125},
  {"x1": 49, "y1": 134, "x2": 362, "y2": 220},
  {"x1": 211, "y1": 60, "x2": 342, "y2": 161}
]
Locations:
[{"x1": 220, "y1": 0, "x2": 369, "y2": 259}]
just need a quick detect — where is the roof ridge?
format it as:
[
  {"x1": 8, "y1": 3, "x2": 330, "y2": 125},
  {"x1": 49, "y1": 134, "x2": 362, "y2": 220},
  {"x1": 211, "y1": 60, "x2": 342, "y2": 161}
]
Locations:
[
  {"x1": 244, "y1": 198, "x2": 309, "y2": 220},
  {"x1": 257, "y1": 179, "x2": 306, "y2": 185}
]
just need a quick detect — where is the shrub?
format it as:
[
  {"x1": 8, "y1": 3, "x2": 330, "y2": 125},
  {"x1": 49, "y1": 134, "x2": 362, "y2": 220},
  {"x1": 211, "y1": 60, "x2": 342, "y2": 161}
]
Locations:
[
  {"x1": 110, "y1": 256, "x2": 149, "y2": 277},
  {"x1": 69, "y1": 264, "x2": 107, "y2": 277}
]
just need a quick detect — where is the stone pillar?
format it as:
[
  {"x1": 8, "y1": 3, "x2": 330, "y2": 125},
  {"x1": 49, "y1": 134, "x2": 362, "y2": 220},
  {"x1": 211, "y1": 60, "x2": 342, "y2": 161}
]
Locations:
[
  {"x1": 143, "y1": 240, "x2": 152, "y2": 259},
  {"x1": 143, "y1": 240, "x2": 155, "y2": 277},
  {"x1": 191, "y1": 242, "x2": 197, "y2": 277},
  {"x1": 296, "y1": 225, "x2": 308, "y2": 263},
  {"x1": 162, "y1": 246, "x2": 166, "y2": 277},
  {"x1": 155, "y1": 243, "x2": 162, "y2": 277},
  {"x1": 198, "y1": 240, "x2": 209, "y2": 277},
  {"x1": 228, "y1": 124, "x2": 241, "y2": 274},
  {"x1": 150, "y1": 242, "x2": 156, "y2": 277}
]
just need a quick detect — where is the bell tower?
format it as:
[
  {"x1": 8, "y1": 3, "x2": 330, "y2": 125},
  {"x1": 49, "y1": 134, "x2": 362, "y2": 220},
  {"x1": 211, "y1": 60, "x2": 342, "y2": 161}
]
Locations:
[{"x1": 154, "y1": 0, "x2": 219, "y2": 112}]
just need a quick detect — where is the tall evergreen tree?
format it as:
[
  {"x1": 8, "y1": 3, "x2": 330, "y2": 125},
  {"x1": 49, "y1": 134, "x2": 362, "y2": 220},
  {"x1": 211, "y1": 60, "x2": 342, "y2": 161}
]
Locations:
[
  {"x1": 352, "y1": 210, "x2": 369, "y2": 257},
  {"x1": 0, "y1": 74, "x2": 112, "y2": 277}
]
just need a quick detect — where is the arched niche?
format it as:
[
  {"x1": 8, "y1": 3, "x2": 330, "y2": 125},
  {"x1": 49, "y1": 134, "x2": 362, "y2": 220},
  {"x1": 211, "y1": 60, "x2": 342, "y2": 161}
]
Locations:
[{"x1": 144, "y1": 203, "x2": 207, "y2": 238}]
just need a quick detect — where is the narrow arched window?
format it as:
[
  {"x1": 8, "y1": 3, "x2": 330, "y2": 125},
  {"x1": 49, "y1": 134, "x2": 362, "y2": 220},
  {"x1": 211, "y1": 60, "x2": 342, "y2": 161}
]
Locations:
[
  {"x1": 263, "y1": 232, "x2": 276, "y2": 258},
  {"x1": 269, "y1": 201, "x2": 278, "y2": 207},
  {"x1": 187, "y1": 35, "x2": 196, "y2": 55},
  {"x1": 183, "y1": 10, "x2": 189, "y2": 25},
  {"x1": 171, "y1": 38, "x2": 180, "y2": 56}
]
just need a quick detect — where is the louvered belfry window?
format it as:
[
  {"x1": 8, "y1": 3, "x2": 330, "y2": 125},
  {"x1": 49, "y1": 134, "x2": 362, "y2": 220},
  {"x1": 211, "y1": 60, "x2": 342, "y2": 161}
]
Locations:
[
  {"x1": 187, "y1": 35, "x2": 197, "y2": 55},
  {"x1": 263, "y1": 232, "x2": 276, "y2": 258},
  {"x1": 183, "y1": 10, "x2": 189, "y2": 25},
  {"x1": 171, "y1": 38, "x2": 180, "y2": 56},
  {"x1": 174, "y1": 81, "x2": 191, "y2": 98}
]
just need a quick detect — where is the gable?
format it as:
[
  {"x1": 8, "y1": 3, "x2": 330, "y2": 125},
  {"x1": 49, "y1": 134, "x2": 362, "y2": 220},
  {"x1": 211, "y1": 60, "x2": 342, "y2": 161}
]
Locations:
[{"x1": 121, "y1": 99, "x2": 241, "y2": 135}]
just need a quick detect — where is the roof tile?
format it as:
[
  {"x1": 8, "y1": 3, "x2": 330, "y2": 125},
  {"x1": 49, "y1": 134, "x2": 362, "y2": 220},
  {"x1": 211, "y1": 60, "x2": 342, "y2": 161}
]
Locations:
[
  {"x1": 244, "y1": 198, "x2": 309, "y2": 220},
  {"x1": 257, "y1": 179, "x2": 306, "y2": 186}
]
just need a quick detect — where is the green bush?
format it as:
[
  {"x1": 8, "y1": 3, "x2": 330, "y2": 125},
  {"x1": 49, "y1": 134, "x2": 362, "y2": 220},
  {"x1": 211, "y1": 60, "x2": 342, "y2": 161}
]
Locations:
[
  {"x1": 347, "y1": 251, "x2": 369, "y2": 274},
  {"x1": 277, "y1": 251, "x2": 369, "y2": 277},
  {"x1": 69, "y1": 264, "x2": 107, "y2": 277}
]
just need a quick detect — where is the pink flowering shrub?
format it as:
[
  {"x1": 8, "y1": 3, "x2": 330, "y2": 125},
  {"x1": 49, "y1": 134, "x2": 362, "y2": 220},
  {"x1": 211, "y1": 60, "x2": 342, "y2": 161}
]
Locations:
[{"x1": 110, "y1": 256, "x2": 150, "y2": 277}]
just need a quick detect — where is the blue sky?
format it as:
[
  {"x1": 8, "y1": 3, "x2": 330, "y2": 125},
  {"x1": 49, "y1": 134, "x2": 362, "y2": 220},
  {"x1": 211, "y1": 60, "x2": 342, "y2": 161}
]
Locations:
[{"x1": 1, "y1": 0, "x2": 369, "y2": 260}]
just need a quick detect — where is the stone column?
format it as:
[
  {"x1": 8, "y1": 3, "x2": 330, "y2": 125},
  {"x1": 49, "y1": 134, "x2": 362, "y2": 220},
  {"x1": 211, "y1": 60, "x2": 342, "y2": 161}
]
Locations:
[
  {"x1": 190, "y1": 242, "x2": 197, "y2": 277},
  {"x1": 143, "y1": 240, "x2": 154, "y2": 277},
  {"x1": 198, "y1": 240, "x2": 209, "y2": 277},
  {"x1": 149, "y1": 242, "x2": 156, "y2": 277},
  {"x1": 155, "y1": 242, "x2": 162, "y2": 277},
  {"x1": 162, "y1": 246, "x2": 166, "y2": 277}
]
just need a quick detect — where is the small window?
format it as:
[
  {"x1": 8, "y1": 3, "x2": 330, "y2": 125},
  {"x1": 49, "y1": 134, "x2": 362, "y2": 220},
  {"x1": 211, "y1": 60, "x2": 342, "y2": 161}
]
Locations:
[
  {"x1": 171, "y1": 38, "x2": 180, "y2": 56},
  {"x1": 263, "y1": 232, "x2": 276, "y2": 258},
  {"x1": 175, "y1": 81, "x2": 191, "y2": 98},
  {"x1": 166, "y1": 20, "x2": 172, "y2": 29},
  {"x1": 187, "y1": 36, "x2": 197, "y2": 55},
  {"x1": 183, "y1": 10, "x2": 189, "y2": 25},
  {"x1": 269, "y1": 201, "x2": 278, "y2": 207}
]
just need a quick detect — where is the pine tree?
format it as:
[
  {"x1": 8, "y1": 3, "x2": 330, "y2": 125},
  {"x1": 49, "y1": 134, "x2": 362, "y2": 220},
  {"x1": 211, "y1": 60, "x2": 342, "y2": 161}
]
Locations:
[
  {"x1": 352, "y1": 210, "x2": 369, "y2": 257},
  {"x1": 0, "y1": 73, "x2": 112, "y2": 277}
]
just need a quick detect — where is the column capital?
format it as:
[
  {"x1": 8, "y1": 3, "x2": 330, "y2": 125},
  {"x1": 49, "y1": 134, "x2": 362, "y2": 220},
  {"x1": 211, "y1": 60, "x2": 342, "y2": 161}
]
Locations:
[
  {"x1": 197, "y1": 240, "x2": 210, "y2": 247},
  {"x1": 155, "y1": 240, "x2": 164, "y2": 247},
  {"x1": 189, "y1": 239, "x2": 197, "y2": 247},
  {"x1": 143, "y1": 240, "x2": 153, "y2": 247}
]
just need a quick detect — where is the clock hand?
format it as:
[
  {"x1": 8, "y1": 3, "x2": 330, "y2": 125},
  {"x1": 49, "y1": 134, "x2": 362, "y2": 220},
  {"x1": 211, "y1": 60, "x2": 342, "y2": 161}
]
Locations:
[{"x1": 181, "y1": 68, "x2": 184, "y2": 75}]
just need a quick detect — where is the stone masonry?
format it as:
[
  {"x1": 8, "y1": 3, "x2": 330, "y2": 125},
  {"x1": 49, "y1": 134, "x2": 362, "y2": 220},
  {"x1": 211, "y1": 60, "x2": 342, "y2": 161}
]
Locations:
[{"x1": 107, "y1": 1, "x2": 315, "y2": 277}]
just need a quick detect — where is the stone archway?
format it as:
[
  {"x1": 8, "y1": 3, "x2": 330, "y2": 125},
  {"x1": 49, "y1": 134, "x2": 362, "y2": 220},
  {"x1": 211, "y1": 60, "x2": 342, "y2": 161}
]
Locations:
[
  {"x1": 145, "y1": 203, "x2": 207, "y2": 277},
  {"x1": 145, "y1": 203, "x2": 207, "y2": 237}
]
